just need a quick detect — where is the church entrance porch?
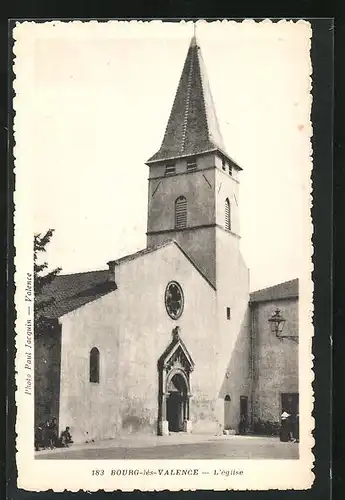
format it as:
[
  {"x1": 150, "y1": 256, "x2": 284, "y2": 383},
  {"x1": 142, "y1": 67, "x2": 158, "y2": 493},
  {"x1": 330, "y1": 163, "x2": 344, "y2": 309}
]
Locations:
[{"x1": 157, "y1": 327, "x2": 194, "y2": 436}]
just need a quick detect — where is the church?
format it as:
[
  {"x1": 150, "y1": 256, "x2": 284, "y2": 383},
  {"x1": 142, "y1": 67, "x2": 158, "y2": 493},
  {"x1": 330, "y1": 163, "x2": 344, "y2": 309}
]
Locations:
[{"x1": 35, "y1": 35, "x2": 299, "y2": 444}]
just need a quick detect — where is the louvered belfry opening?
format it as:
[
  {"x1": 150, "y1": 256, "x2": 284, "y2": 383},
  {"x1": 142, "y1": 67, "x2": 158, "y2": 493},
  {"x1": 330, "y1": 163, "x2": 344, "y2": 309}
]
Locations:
[
  {"x1": 225, "y1": 198, "x2": 231, "y2": 231},
  {"x1": 187, "y1": 156, "x2": 197, "y2": 171},
  {"x1": 165, "y1": 162, "x2": 176, "y2": 175},
  {"x1": 175, "y1": 196, "x2": 187, "y2": 229}
]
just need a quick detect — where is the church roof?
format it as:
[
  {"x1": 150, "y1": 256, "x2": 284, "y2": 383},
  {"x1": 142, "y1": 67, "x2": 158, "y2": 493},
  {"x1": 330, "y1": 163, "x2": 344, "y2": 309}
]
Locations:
[
  {"x1": 39, "y1": 240, "x2": 215, "y2": 319},
  {"x1": 107, "y1": 241, "x2": 172, "y2": 266},
  {"x1": 146, "y1": 36, "x2": 241, "y2": 169},
  {"x1": 249, "y1": 279, "x2": 299, "y2": 304},
  {"x1": 38, "y1": 269, "x2": 116, "y2": 319}
]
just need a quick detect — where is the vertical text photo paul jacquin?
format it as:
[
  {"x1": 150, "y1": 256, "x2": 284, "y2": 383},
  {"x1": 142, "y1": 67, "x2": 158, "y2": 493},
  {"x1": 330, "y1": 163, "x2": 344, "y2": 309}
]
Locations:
[
  {"x1": 25, "y1": 22, "x2": 311, "y2": 461},
  {"x1": 24, "y1": 273, "x2": 34, "y2": 395}
]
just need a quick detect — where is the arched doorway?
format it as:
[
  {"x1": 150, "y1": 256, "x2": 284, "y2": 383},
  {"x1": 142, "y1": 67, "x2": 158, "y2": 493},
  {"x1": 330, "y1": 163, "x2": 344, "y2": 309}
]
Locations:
[
  {"x1": 224, "y1": 394, "x2": 231, "y2": 430},
  {"x1": 166, "y1": 373, "x2": 188, "y2": 432},
  {"x1": 157, "y1": 327, "x2": 194, "y2": 435}
]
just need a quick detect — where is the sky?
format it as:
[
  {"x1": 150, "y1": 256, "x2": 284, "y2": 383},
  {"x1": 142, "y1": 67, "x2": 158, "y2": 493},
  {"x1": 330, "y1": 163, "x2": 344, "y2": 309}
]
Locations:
[{"x1": 16, "y1": 20, "x2": 312, "y2": 292}]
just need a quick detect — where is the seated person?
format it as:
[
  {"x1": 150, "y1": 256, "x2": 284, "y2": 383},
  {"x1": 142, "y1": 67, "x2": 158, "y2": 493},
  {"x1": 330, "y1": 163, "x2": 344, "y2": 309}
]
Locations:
[
  {"x1": 34, "y1": 423, "x2": 44, "y2": 451},
  {"x1": 60, "y1": 426, "x2": 73, "y2": 447}
]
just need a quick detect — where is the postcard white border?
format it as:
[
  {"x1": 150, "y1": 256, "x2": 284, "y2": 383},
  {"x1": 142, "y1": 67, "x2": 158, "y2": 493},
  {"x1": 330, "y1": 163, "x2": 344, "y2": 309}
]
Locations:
[{"x1": 13, "y1": 19, "x2": 314, "y2": 491}]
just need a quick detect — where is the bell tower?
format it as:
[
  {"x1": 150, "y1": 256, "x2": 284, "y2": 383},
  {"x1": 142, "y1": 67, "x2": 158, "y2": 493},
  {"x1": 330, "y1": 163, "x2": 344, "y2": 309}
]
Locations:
[{"x1": 146, "y1": 34, "x2": 243, "y2": 288}]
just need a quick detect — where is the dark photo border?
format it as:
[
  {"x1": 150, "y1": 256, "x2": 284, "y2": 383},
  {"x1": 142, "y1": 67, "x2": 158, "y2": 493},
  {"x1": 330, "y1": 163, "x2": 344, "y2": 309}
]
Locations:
[{"x1": 5, "y1": 12, "x2": 334, "y2": 500}]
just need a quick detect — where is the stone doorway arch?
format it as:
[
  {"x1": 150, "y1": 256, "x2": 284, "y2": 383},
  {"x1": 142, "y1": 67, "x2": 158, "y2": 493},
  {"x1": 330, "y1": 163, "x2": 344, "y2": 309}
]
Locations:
[
  {"x1": 166, "y1": 372, "x2": 188, "y2": 432},
  {"x1": 157, "y1": 327, "x2": 194, "y2": 435}
]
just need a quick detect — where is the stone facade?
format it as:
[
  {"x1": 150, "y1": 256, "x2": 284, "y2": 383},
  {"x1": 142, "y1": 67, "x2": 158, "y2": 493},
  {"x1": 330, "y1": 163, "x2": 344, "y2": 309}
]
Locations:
[
  {"x1": 57, "y1": 242, "x2": 220, "y2": 443},
  {"x1": 35, "y1": 274, "x2": 298, "y2": 443},
  {"x1": 250, "y1": 296, "x2": 299, "y2": 428},
  {"x1": 147, "y1": 153, "x2": 241, "y2": 288}
]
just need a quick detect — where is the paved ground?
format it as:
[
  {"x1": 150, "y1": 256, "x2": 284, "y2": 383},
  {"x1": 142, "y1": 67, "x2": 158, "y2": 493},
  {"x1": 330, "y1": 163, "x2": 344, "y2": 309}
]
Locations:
[{"x1": 36, "y1": 434, "x2": 299, "y2": 460}]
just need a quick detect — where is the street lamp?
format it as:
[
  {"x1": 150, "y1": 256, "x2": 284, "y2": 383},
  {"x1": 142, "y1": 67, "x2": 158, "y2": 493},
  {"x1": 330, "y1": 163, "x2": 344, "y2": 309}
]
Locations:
[
  {"x1": 268, "y1": 309, "x2": 286, "y2": 339},
  {"x1": 268, "y1": 308, "x2": 298, "y2": 343}
]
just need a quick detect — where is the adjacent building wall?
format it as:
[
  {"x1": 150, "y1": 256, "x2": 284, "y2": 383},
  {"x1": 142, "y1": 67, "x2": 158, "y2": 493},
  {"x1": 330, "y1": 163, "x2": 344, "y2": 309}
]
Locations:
[{"x1": 251, "y1": 297, "x2": 299, "y2": 426}]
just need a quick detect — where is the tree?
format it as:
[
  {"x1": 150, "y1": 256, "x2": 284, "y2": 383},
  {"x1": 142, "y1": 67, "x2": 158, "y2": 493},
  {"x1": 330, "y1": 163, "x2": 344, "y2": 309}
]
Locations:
[{"x1": 34, "y1": 229, "x2": 62, "y2": 336}]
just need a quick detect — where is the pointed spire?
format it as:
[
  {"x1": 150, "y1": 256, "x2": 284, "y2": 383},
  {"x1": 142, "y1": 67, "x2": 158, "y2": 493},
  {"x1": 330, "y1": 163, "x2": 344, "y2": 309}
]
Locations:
[
  {"x1": 190, "y1": 23, "x2": 197, "y2": 47},
  {"x1": 147, "y1": 33, "x2": 229, "y2": 164}
]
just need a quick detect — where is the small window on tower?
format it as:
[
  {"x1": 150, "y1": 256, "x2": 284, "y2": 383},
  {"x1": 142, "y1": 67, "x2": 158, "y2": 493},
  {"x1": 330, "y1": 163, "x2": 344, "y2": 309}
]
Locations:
[
  {"x1": 226, "y1": 307, "x2": 231, "y2": 320},
  {"x1": 165, "y1": 163, "x2": 176, "y2": 175},
  {"x1": 229, "y1": 164, "x2": 233, "y2": 176},
  {"x1": 187, "y1": 157, "x2": 197, "y2": 171},
  {"x1": 225, "y1": 198, "x2": 231, "y2": 231},
  {"x1": 222, "y1": 158, "x2": 226, "y2": 171}
]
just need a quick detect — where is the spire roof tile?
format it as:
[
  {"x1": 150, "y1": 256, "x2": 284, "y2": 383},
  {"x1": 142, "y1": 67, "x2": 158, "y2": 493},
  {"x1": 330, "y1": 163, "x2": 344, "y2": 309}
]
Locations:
[{"x1": 147, "y1": 36, "x2": 239, "y2": 167}]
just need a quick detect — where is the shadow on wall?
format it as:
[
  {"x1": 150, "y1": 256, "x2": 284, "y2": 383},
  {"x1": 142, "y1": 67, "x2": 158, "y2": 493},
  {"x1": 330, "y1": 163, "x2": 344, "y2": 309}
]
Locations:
[
  {"x1": 218, "y1": 310, "x2": 251, "y2": 434},
  {"x1": 34, "y1": 319, "x2": 62, "y2": 428},
  {"x1": 121, "y1": 415, "x2": 156, "y2": 435}
]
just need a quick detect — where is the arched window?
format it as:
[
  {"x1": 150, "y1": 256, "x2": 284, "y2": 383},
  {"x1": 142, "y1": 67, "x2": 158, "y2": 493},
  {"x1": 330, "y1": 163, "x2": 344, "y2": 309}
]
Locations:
[
  {"x1": 225, "y1": 198, "x2": 231, "y2": 231},
  {"x1": 175, "y1": 196, "x2": 187, "y2": 229},
  {"x1": 89, "y1": 347, "x2": 100, "y2": 383},
  {"x1": 224, "y1": 394, "x2": 231, "y2": 429}
]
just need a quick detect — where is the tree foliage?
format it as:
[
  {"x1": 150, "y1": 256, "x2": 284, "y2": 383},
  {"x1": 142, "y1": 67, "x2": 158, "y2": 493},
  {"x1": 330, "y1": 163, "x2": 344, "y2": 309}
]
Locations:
[{"x1": 34, "y1": 229, "x2": 62, "y2": 336}]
